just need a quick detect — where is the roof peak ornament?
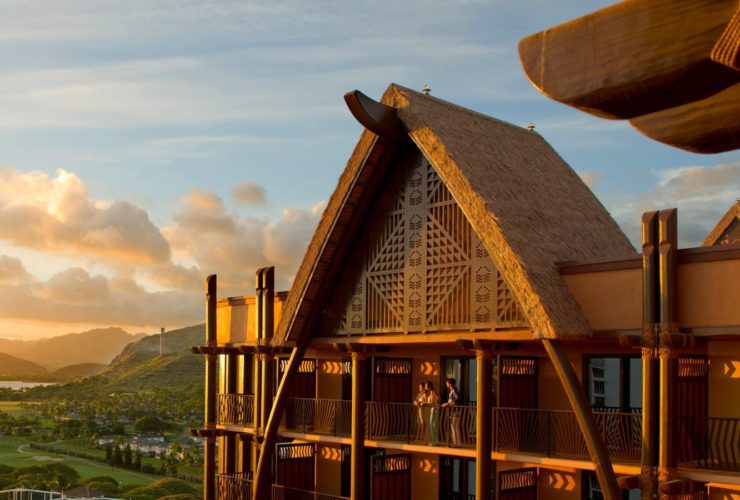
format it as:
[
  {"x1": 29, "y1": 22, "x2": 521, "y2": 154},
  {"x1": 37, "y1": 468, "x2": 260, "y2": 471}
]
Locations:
[
  {"x1": 527, "y1": 122, "x2": 536, "y2": 132},
  {"x1": 343, "y1": 90, "x2": 407, "y2": 140},
  {"x1": 422, "y1": 85, "x2": 431, "y2": 96}
]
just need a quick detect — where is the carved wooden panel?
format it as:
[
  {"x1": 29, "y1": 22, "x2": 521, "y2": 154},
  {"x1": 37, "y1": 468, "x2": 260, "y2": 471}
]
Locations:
[{"x1": 322, "y1": 148, "x2": 526, "y2": 336}]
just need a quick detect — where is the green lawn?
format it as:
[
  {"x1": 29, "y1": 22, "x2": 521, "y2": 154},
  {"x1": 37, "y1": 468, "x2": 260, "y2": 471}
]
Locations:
[
  {"x1": 0, "y1": 401, "x2": 26, "y2": 417},
  {"x1": 0, "y1": 436, "x2": 159, "y2": 486}
]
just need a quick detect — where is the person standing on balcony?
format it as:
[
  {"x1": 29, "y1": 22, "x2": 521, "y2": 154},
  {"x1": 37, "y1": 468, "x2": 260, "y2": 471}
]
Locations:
[
  {"x1": 424, "y1": 381, "x2": 440, "y2": 446},
  {"x1": 413, "y1": 383, "x2": 427, "y2": 442},
  {"x1": 443, "y1": 378, "x2": 461, "y2": 447}
]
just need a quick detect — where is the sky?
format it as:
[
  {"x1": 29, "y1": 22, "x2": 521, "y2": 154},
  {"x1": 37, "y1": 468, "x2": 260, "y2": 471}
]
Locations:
[{"x1": 0, "y1": 0, "x2": 737, "y2": 340}]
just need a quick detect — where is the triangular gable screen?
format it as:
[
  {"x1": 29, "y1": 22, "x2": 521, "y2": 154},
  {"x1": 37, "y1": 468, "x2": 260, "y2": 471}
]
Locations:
[
  {"x1": 715, "y1": 218, "x2": 739, "y2": 246},
  {"x1": 320, "y1": 148, "x2": 526, "y2": 336}
]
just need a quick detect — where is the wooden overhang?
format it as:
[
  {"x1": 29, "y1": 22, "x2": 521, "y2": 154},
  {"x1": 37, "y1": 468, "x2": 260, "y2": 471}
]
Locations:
[{"x1": 518, "y1": 0, "x2": 740, "y2": 153}]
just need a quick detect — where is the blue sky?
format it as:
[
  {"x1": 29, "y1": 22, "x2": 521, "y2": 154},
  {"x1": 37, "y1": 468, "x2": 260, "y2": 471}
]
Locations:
[{"x1": 0, "y1": 0, "x2": 737, "y2": 339}]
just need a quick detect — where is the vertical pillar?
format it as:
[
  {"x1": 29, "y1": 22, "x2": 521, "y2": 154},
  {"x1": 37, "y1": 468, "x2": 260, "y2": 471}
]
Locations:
[
  {"x1": 658, "y1": 209, "x2": 679, "y2": 486},
  {"x1": 223, "y1": 353, "x2": 238, "y2": 475},
  {"x1": 476, "y1": 349, "x2": 493, "y2": 500},
  {"x1": 237, "y1": 353, "x2": 252, "y2": 475},
  {"x1": 641, "y1": 211, "x2": 659, "y2": 500},
  {"x1": 251, "y1": 351, "x2": 262, "y2": 473},
  {"x1": 350, "y1": 351, "x2": 367, "y2": 500},
  {"x1": 203, "y1": 274, "x2": 217, "y2": 500}
]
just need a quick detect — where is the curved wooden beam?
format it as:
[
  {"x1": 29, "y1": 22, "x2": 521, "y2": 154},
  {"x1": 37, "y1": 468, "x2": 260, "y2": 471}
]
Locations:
[
  {"x1": 519, "y1": 0, "x2": 740, "y2": 119},
  {"x1": 344, "y1": 90, "x2": 407, "y2": 140},
  {"x1": 629, "y1": 83, "x2": 740, "y2": 153},
  {"x1": 542, "y1": 339, "x2": 621, "y2": 500}
]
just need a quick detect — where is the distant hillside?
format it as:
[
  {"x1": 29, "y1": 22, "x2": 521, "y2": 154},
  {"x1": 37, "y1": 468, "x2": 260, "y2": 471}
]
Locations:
[
  {"x1": 50, "y1": 363, "x2": 107, "y2": 379},
  {"x1": 26, "y1": 324, "x2": 205, "y2": 397},
  {"x1": 0, "y1": 353, "x2": 47, "y2": 378},
  {"x1": 0, "y1": 327, "x2": 147, "y2": 370}
]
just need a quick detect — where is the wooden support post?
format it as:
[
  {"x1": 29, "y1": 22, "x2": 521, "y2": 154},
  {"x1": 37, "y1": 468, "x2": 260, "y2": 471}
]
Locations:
[
  {"x1": 476, "y1": 349, "x2": 493, "y2": 500},
  {"x1": 260, "y1": 353, "x2": 275, "y2": 434},
  {"x1": 542, "y1": 339, "x2": 621, "y2": 500},
  {"x1": 350, "y1": 351, "x2": 367, "y2": 500},
  {"x1": 237, "y1": 354, "x2": 251, "y2": 474},
  {"x1": 641, "y1": 211, "x2": 660, "y2": 500},
  {"x1": 203, "y1": 274, "x2": 217, "y2": 500},
  {"x1": 658, "y1": 209, "x2": 679, "y2": 487},
  {"x1": 223, "y1": 354, "x2": 238, "y2": 475},
  {"x1": 253, "y1": 343, "x2": 308, "y2": 499}
]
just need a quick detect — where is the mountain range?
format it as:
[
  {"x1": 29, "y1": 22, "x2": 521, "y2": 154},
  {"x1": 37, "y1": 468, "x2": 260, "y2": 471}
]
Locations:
[
  {"x1": 0, "y1": 327, "x2": 148, "y2": 374},
  {"x1": 26, "y1": 324, "x2": 205, "y2": 397}
]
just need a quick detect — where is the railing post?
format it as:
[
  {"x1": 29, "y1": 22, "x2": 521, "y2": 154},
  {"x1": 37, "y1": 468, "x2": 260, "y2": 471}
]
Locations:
[
  {"x1": 546, "y1": 411, "x2": 552, "y2": 457},
  {"x1": 203, "y1": 274, "x2": 217, "y2": 500},
  {"x1": 476, "y1": 348, "x2": 493, "y2": 500},
  {"x1": 350, "y1": 351, "x2": 367, "y2": 500}
]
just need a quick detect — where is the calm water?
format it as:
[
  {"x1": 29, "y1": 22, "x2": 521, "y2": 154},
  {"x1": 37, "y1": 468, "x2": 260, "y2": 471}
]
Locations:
[{"x1": 0, "y1": 381, "x2": 55, "y2": 390}]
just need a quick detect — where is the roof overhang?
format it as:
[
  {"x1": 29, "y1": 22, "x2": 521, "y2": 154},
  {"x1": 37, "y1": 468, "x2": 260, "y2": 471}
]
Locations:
[{"x1": 519, "y1": 0, "x2": 740, "y2": 153}]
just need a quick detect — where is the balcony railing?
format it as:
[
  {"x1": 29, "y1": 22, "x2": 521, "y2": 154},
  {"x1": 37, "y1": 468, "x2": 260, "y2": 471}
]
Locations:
[
  {"x1": 264, "y1": 398, "x2": 740, "y2": 472},
  {"x1": 217, "y1": 472, "x2": 252, "y2": 500},
  {"x1": 272, "y1": 484, "x2": 349, "y2": 500},
  {"x1": 218, "y1": 394, "x2": 255, "y2": 427},
  {"x1": 495, "y1": 407, "x2": 641, "y2": 463},
  {"x1": 283, "y1": 398, "x2": 351, "y2": 436},
  {"x1": 365, "y1": 401, "x2": 476, "y2": 448},
  {"x1": 679, "y1": 416, "x2": 740, "y2": 471}
]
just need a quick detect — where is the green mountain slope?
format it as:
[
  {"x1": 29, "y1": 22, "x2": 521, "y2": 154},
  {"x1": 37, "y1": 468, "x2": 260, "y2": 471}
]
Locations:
[
  {"x1": 50, "y1": 363, "x2": 107, "y2": 379},
  {"x1": 27, "y1": 324, "x2": 205, "y2": 398},
  {"x1": 0, "y1": 353, "x2": 48, "y2": 378},
  {"x1": 0, "y1": 328, "x2": 147, "y2": 370}
]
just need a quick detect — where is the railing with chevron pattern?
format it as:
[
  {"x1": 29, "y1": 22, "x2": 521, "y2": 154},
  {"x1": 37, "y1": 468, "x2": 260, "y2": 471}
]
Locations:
[
  {"x1": 216, "y1": 472, "x2": 252, "y2": 500},
  {"x1": 679, "y1": 416, "x2": 740, "y2": 471},
  {"x1": 283, "y1": 398, "x2": 352, "y2": 436},
  {"x1": 217, "y1": 394, "x2": 255, "y2": 427}
]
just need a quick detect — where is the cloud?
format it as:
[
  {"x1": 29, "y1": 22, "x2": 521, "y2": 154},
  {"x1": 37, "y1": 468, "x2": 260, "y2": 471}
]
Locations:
[
  {"x1": 0, "y1": 255, "x2": 30, "y2": 284},
  {"x1": 232, "y1": 182, "x2": 267, "y2": 207},
  {"x1": 0, "y1": 264, "x2": 201, "y2": 328},
  {"x1": 0, "y1": 167, "x2": 170, "y2": 264},
  {"x1": 163, "y1": 188, "x2": 324, "y2": 293},
  {"x1": 606, "y1": 162, "x2": 740, "y2": 248},
  {"x1": 578, "y1": 171, "x2": 602, "y2": 190}
]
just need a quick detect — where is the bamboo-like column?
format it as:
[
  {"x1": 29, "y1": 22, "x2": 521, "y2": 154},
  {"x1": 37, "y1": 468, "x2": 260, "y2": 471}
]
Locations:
[
  {"x1": 658, "y1": 209, "x2": 679, "y2": 486},
  {"x1": 350, "y1": 351, "x2": 367, "y2": 500},
  {"x1": 542, "y1": 339, "x2": 621, "y2": 500},
  {"x1": 203, "y1": 274, "x2": 217, "y2": 500},
  {"x1": 223, "y1": 353, "x2": 238, "y2": 475},
  {"x1": 253, "y1": 343, "x2": 308, "y2": 498},
  {"x1": 641, "y1": 211, "x2": 660, "y2": 500},
  {"x1": 475, "y1": 349, "x2": 493, "y2": 500},
  {"x1": 237, "y1": 354, "x2": 251, "y2": 474}
]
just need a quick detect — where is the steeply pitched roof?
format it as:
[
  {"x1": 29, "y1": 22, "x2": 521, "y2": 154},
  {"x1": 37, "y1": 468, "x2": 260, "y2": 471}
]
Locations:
[
  {"x1": 275, "y1": 84, "x2": 635, "y2": 343},
  {"x1": 702, "y1": 200, "x2": 740, "y2": 246}
]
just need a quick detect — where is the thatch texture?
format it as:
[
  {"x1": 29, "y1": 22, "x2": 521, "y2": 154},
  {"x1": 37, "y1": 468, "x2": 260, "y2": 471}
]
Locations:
[
  {"x1": 702, "y1": 200, "x2": 740, "y2": 246},
  {"x1": 274, "y1": 84, "x2": 635, "y2": 344}
]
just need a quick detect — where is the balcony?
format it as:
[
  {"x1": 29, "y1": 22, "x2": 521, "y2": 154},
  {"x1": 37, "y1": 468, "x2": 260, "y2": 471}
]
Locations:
[
  {"x1": 272, "y1": 484, "x2": 349, "y2": 500},
  {"x1": 216, "y1": 395, "x2": 739, "y2": 472},
  {"x1": 284, "y1": 398, "x2": 352, "y2": 436},
  {"x1": 218, "y1": 394, "x2": 254, "y2": 427},
  {"x1": 215, "y1": 475, "x2": 348, "y2": 500},
  {"x1": 217, "y1": 472, "x2": 252, "y2": 500}
]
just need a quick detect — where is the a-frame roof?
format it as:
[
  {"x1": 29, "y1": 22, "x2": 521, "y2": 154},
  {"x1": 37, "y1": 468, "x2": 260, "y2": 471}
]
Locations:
[
  {"x1": 275, "y1": 84, "x2": 636, "y2": 343},
  {"x1": 702, "y1": 200, "x2": 740, "y2": 246}
]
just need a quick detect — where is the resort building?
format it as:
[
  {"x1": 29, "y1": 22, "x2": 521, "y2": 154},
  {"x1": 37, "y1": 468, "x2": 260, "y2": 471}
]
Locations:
[{"x1": 192, "y1": 84, "x2": 740, "y2": 499}]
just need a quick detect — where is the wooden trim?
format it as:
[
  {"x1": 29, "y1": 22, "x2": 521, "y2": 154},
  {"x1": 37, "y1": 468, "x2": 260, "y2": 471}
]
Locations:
[
  {"x1": 557, "y1": 244, "x2": 739, "y2": 276},
  {"x1": 557, "y1": 255, "x2": 641, "y2": 274},
  {"x1": 310, "y1": 330, "x2": 534, "y2": 346},
  {"x1": 678, "y1": 244, "x2": 740, "y2": 263}
]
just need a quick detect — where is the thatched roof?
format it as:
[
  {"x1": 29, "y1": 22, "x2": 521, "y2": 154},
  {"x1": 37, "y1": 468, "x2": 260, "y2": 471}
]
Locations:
[
  {"x1": 702, "y1": 200, "x2": 740, "y2": 246},
  {"x1": 274, "y1": 84, "x2": 635, "y2": 343}
]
